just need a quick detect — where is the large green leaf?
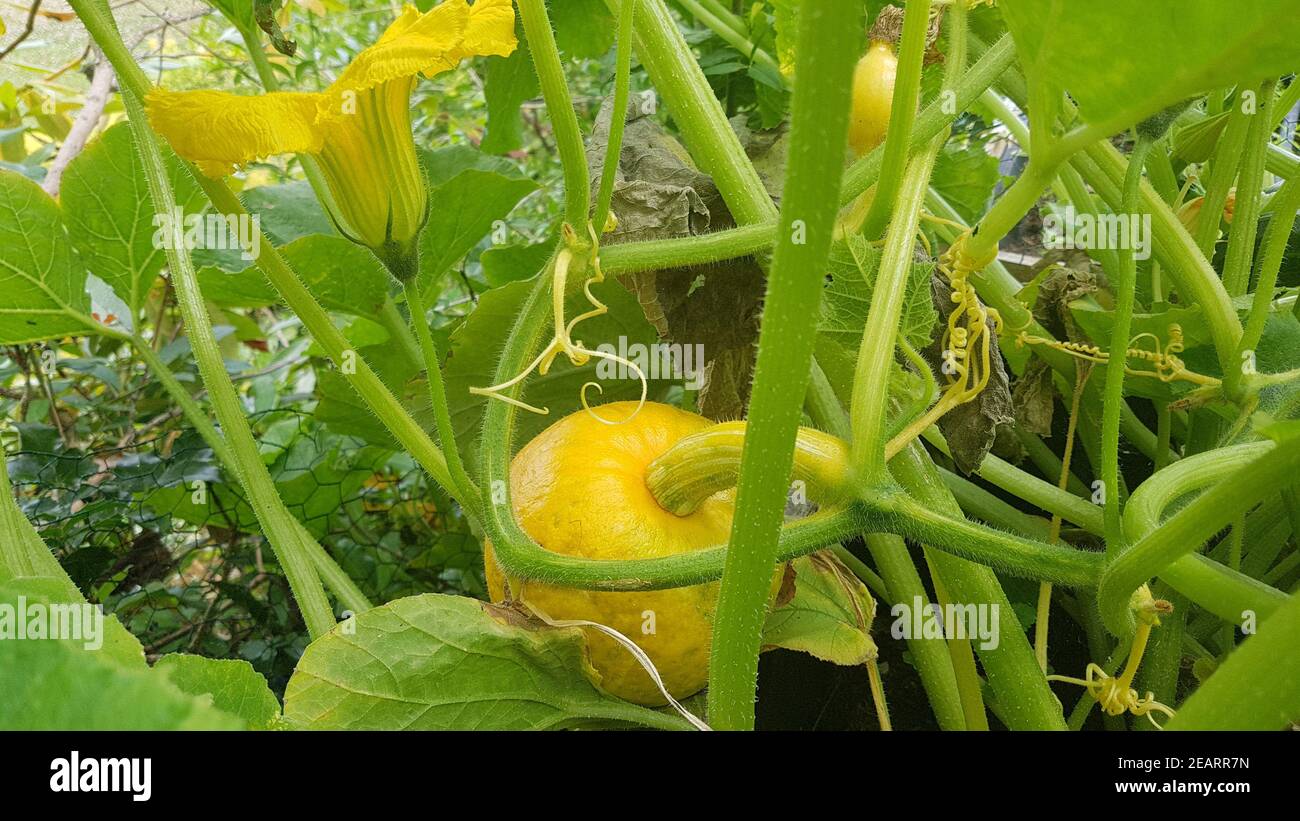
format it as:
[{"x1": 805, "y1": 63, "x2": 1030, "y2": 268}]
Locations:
[
  {"x1": 0, "y1": 171, "x2": 98, "y2": 343},
  {"x1": 154, "y1": 654, "x2": 281, "y2": 729},
  {"x1": 192, "y1": 179, "x2": 335, "y2": 271},
  {"x1": 60, "y1": 122, "x2": 203, "y2": 316},
  {"x1": 762, "y1": 552, "x2": 878, "y2": 667},
  {"x1": 283, "y1": 593, "x2": 689, "y2": 730},
  {"x1": 0, "y1": 578, "x2": 244, "y2": 730},
  {"x1": 0, "y1": 641, "x2": 243, "y2": 729},
  {"x1": 549, "y1": 0, "x2": 615, "y2": 59},
  {"x1": 198, "y1": 235, "x2": 390, "y2": 316},
  {"x1": 999, "y1": 1, "x2": 1300, "y2": 134},
  {"x1": 417, "y1": 153, "x2": 538, "y2": 290},
  {"x1": 480, "y1": 19, "x2": 538, "y2": 155}
]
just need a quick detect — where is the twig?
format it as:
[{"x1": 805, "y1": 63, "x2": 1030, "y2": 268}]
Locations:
[
  {"x1": 0, "y1": 0, "x2": 42, "y2": 62},
  {"x1": 42, "y1": 52, "x2": 115, "y2": 197}
]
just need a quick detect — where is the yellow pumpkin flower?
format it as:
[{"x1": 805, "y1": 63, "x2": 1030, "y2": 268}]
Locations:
[{"x1": 146, "y1": 0, "x2": 517, "y2": 279}]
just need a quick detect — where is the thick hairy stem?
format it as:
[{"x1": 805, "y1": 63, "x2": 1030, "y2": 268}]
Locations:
[
  {"x1": 517, "y1": 0, "x2": 589, "y2": 226},
  {"x1": 111, "y1": 84, "x2": 335, "y2": 638},
  {"x1": 706, "y1": 0, "x2": 862, "y2": 730},
  {"x1": 850, "y1": 141, "x2": 941, "y2": 483},
  {"x1": 859, "y1": 0, "x2": 933, "y2": 239},
  {"x1": 1100, "y1": 138, "x2": 1153, "y2": 551},
  {"x1": 1098, "y1": 441, "x2": 1299, "y2": 636}
]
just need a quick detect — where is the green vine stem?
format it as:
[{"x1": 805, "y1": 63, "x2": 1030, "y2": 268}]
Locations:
[
  {"x1": 74, "y1": 0, "x2": 478, "y2": 523},
  {"x1": 1222, "y1": 79, "x2": 1277, "y2": 302},
  {"x1": 1098, "y1": 439, "x2": 1300, "y2": 636},
  {"x1": 1122, "y1": 441, "x2": 1273, "y2": 541},
  {"x1": 865, "y1": 534, "x2": 968, "y2": 729},
  {"x1": 604, "y1": 0, "x2": 776, "y2": 224},
  {"x1": 849, "y1": 141, "x2": 941, "y2": 484},
  {"x1": 1167, "y1": 587, "x2": 1300, "y2": 730},
  {"x1": 595, "y1": 34, "x2": 1017, "y2": 278},
  {"x1": 705, "y1": 0, "x2": 863, "y2": 730},
  {"x1": 402, "y1": 281, "x2": 477, "y2": 508},
  {"x1": 887, "y1": 442, "x2": 1069, "y2": 730},
  {"x1": 1242, "y1": 175, "x2": 1300, "y2": 353},
  {"x1": 1192, "y1": 100, "x2": 1252, "y2": 257},
  {"x1": 591, "y1": 0, "x2": 636, "y2": 233},
  {"x1": 112, "y1": 81, "x2": 335, "y2": 637},
  {"x1": 677, "y1": 0, "x2": 782, "y2": 82},
  {"x1": 130, "y1": 336, "x2": 372, "y2": 615},
  {"x1": 646, "y1": 423, "x2": 851, "y2": 515},
  {"x1": 858, "y1": 0, "x2": 933, "y2": 239},
  {"x1": 518, "y1": 0, "x2": 589, "y2": 226},
  {"x1": 1099, "y1": 136, "x2": 1154, "y2": 550}
]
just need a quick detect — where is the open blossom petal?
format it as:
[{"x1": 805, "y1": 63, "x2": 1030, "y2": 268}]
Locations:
[{"x1": 144, "y1": 89, "x2": 324, "y2": 178}]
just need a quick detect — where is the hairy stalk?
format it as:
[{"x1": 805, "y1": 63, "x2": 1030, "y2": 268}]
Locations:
[
  {"x1": 706, "y1": 0, "x2": 863, "y2": 730},
  {"x1": 1100, "y1": 137, "x2": 1154, "y2": 551},
  {"x1": 131, "y1": 337, "x2": 371, "y2": 615},
  {"x1": 677, "y1": 0, "x2": 781, "y2": 82},
  {"x1": 859, "y1": 0, "x2": 933, "y2": 239},
  {"x1": 1036, "y1": 362, "x2": 1089, "y2": 672},
  {"x1": 1167, "y1": 588, "x2": 1300, "y2": 730},
  {"x1": 403, "y1": 281, "x2": 476, "y2": 507},
  {"x1": 1192, "y1": 100, "x2": 1252, "y2": 257},
  {"x1": 850, "y1": 140, "x2": 941, "y2": 483},
  {"x1": 114, "y1": 83, "x2": 335, "y2": 638},
  {"x1": 604, "y1": 0, "x2": 775, "y2": 224},
  {"x1": 592, "y1": 0, "x2": 636, "y2": 233},
  {"x1": 1242, "y1": 175, "x2": 1300, "y2": 352},
  {"x1": 517, "y1": 0, "x2": 590, "y2": 226},
  {"x1": 887, "y1": 443, "x2": 1070, "y2": 730},
  {"x1": 1098, "y1": 441, "x2": 1300, "y2": 636},
  {"x1": 864, "y1": 534, "x2": 967, "y2": 729},
  {"x1": 1221, "y1": 80, "x2": 1277, "y2": 302}
]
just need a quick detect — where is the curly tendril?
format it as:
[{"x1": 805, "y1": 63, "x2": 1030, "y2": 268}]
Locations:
[{"x1": 470, "y1": 222, "x2": 648, "y2": 425}]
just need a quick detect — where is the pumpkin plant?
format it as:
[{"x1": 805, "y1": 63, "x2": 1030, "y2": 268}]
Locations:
[{"x1": 1, "y1": 0, "x2": 1299, "y2": 732}]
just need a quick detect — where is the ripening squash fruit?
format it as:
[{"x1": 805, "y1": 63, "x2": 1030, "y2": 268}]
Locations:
[
  {"x1": 483, "y1": 401, "x2": 779, "y2": 706},
  {"x1": 848, "y1": 40, "x2": 898, "y2": 157}
]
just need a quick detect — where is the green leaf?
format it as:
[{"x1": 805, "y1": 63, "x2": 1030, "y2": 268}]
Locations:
[
  {"x1": 549, "y1": 0, "x2": 615, "y2": 59},
  {"x1": 931, "y1": 141, "x2": 1001, "y2": 225},
  {"x1": 480, "y1": 19, "x2": 538, "y2": 155},
  {"x1": 999, "y1": 1, "x2": 1300, "y2": 134},
  {"x1": 480, "y1": 239, "x2": 553, "y2": 287},
  {"x1": 417, "y1": 162, "x2": 538, "y2": 290},
  {"x1": 819, "y1": 234, "x2": 936, "y2": 356},
  {"x1": 0, "y1": 171, "x2": 98, "y2": 343},
  {"x1": 282, "y1": 593, "x2": 688, "y2": 730},
  {"x1": 0, "y1": 640, "x2": 243, "y2": 729},
  {"x1": 199, "y1": 235, "x2": 390, "y2": 316},
  {"x1": 193, "y1": 180, "x2": 334, "y2": 271},
  {"x1": 60, "y1": 122, "x2": 203, "y2": 316},
  {"x1": 762, "y1": 552, "x2": 878, "y2": 667},
  {"x1": 442, "y1": 275, "x2": 673, "y2": 470},
  {"x1": 0, "y1": 576, "x2": 146, "y2": 670},
  {"x1": 154, "y1": 654, "x2": 281, "y2": 729}
]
